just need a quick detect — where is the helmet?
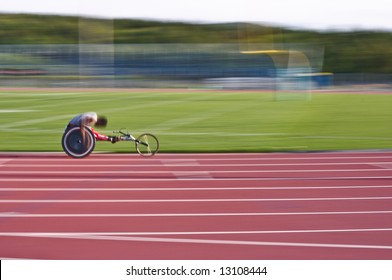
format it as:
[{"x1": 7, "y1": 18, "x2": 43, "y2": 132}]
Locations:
[{"x1": 95, "y1": 115, "x2": 108, "y2": 127}]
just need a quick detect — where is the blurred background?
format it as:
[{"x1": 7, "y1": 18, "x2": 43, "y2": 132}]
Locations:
[{"x1": 0, "y1": 11, "x2": 391, "y2": 91}]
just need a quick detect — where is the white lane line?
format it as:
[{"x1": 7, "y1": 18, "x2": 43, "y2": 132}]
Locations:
[
  {"x1": 0, "y1": 232, "x2": 391, "y2": 250},
  {"x1": 0, "y1": 159, "x2": 12, "y2": 167},
  {"x1": 3, "y1": 162, "x2": 392, "y2": 168},
  {"x1": 173, "y1": 171, "x2": 213, "y2": 179},
  {"x1": 161, "y1": 159, "x2": 200, "y2": 165},
  {"x1": 372, "y1": 163, "x2": 392, "y2": 169},
  {"x1": 2, "y1": 155, "x2": 392, "y2": 162},
  {"x1": 1, "y1": 210, "x2": 392, "y2": 217},
  {"x1": 3, "y1": 228, "x2": 391, "y2": 236},
  {"x1": 0, "y1": 169, "x2": 391, "y2": 175},
  {"x1": 1, "y1": 185, "x2": 392, "y2": 191},
  {"x1": 62, "y1": 236, "x2": 392, "y2": 250},
  {"x1": 1, "y1": 197, "x2": 392, "y2": 203},
  {"x1": 1, "y1": 176, "x2": 392, "y2": 181}
]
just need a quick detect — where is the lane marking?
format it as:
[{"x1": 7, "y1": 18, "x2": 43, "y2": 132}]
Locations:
[
  {"x1": 372, "y1": 163, "x2": 392, "y2": 169},
  {"x1": 3, "y1": 228, "x2": 392, "y2": 235},
  {"x1": 0, "y1": 159, "x2": 12, "y2": 166},
  {"x1": 2, "y1": 162, "x2": 392, "y2": 168},
  {"x1": 2, "y1": 175, "x2": 392, "y2": 182},
  {"x1": 1, "y1": 196, "x2": 392, "y2": 203},
  {"x1": 173, "y1": 171, "x2": 213, "y2": 179},
  {"x1": 0, "y1": 232, "x2": 391, "y2": 250},
  {"x1": 1, "y1": 176, "x2": 392, "y2": 182},
  {"x1": 1, "y1": 185, "x2": 392, "y2": 191},
  {"x1": 1, "y1": 210, "x2": 392, "y2": 217},
  {"x1": 0, "y1": 169, "x2": 391, "y2": 175},
  {"x1": 2, "y1": 155, "x2": 392, "y2": 162},
  {"x1": 161, "y1": 159, "x2": 200, "y2": 166},
  {"x1": 60, "y1": 236, "x2": 392, "y2": 250}
]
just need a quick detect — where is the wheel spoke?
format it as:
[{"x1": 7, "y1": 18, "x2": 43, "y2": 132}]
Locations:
[{"x1": 135, "y1": 133, "x2": 159, "y2": 157}]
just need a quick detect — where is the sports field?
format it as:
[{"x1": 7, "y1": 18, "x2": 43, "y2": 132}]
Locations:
[{"x1": 1, "y1": 88, "x2": 392, "y2": 153}]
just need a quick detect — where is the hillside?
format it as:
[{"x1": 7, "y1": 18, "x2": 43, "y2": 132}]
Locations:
[{"x1": 1, "y1": 13, "x2": 392, "y2": 73}]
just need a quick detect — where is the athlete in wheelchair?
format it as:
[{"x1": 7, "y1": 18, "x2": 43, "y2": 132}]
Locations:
[{"x1": 62, "y1": 112, "x2": 119, "y2": 158}]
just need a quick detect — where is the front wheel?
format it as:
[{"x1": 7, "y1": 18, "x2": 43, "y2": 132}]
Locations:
[{"x1": 135, "y1": 133, "x2": 159, "y2": 157}]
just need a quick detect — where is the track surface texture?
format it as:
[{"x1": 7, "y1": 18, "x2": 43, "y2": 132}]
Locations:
[{"x1": 1, "y1": 151, "x2": 392, "y2": 260}]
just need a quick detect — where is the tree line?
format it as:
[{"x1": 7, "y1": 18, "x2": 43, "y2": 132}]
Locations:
[{"x1": 1, "y1": 14, "x2": 392, "y2": 74}]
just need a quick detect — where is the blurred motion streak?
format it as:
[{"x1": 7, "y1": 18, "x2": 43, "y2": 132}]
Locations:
[
  {"x1": 1, "y1": 14, "x2": 392, "y2": 90},
  {"x1": 0, "y1": 43, "x2": 326, "y2": 90}
]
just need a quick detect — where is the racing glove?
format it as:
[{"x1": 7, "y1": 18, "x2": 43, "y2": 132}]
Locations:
[{"x1": 107, "y1": 136, "x2": 119, "y2": 143}]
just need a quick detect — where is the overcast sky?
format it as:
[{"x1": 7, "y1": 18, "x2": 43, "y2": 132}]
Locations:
[{"x1": 1, "y1": 0, "x2": 392, "y2": 31}]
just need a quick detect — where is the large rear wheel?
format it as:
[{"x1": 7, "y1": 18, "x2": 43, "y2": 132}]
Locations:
[{"x1": 62, "y1": 126, "x2": 96, "y2": 158}]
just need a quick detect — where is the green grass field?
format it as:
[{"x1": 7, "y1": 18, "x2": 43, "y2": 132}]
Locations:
[{"x1": 1, "y1": 88, "x2": 392, "y2": 153}]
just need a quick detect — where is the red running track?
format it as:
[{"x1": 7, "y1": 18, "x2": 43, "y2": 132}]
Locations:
[{"x1": 1, "y1": 151, "x2": 392, "y2": 260}]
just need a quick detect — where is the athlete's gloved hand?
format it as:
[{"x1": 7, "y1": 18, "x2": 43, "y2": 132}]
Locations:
[{"x1": 107, "y1": 136, "x2": 120, "y2": 143}]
